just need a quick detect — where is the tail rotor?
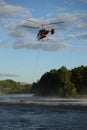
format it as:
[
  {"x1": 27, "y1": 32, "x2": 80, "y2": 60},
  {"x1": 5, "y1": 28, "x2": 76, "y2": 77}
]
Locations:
[{"x1": 51, "y1": 29, "x2": 55, "y2": 34}]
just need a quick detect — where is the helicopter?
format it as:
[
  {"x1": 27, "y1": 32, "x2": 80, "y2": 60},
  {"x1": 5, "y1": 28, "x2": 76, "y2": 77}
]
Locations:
[{"x1": 23, "y1": 19, "x2": 64, "y2": 40}]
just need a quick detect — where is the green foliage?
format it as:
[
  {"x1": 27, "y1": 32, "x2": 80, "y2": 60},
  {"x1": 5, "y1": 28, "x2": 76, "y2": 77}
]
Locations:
[
  {"x1": 0, "y1": 65, "x2": 87, "y2": 97},
  {"x1": 32, "y1": 65, "x2": 87, "y2": 97},
  {"x1": 57, "y1": 66, "x2": 76, "y2": 96},
  {"x1": 0, "y1": 79, "x2": 32, "y2": 94},
  {"x1": 34, "y1": 69, "x2": 59, "y2": 96},
  {"x1": 71, "y1": 65, "x2": 87, "y2": 94},
  {"x1": 20, "y1": 84, "x2": 32, "y2": 93}
]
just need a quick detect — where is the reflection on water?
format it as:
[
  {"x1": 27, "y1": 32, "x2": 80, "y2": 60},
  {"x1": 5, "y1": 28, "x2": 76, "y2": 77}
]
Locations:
[{"x1": 0, "y1": 103, "x2": 87, "y2": 130}]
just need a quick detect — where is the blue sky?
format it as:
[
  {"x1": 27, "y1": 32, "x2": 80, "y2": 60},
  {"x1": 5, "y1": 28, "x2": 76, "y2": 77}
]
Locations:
[{"x1": 0, "y1": 0, "x2": 87, "y2": 83}]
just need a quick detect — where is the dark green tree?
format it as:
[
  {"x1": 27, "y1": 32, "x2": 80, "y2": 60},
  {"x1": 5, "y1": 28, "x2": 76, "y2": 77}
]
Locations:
[
  {"x1": 71, "y1": 65, "x2": 87, "y2": 94},
  {"x1": 37, "y1": 69, "x2": 59, "y2": 96},
  {"x1": 57, "y1": 66, "x2": 76, "y2": 97}
]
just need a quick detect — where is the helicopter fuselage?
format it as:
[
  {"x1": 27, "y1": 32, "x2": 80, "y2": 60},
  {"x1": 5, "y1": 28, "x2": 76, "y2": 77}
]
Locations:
[{"x1": 37, "y1": 28, "x2": 55, "y2": 40}]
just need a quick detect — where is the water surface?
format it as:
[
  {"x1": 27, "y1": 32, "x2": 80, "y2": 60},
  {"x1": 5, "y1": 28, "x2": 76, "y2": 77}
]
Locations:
[
  {"x1": 0, "y1": 94, "x2": 87, "y2": 130},
  {"x1": 0, "y1": 103, "x2": 87, "y2": 130}
]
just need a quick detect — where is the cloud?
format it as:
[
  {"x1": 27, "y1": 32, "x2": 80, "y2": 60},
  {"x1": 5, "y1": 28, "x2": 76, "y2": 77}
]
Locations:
[
  {"x1": 71, "y1": 45, "x2": 87, "y2": 51},
  {"x1": 0, "y1": 40, "x2": 8, "y2": 48},
  {"x1": 66, "y1": 33, "x2": 87, "y2": 41},
  {"x1": 0, "y1": 0, "x2": 31, "y2": 48},
  {"x1": 8, "y1": 29, "x2": 28, "y2": 38},
  {"x1": 0, "y1": 0, "x2": 30, "y2": 16},
  {"x1": 74, "y1": 12, "x2": 87, "y2": 31},
  {"x1": 0, "y1": 73, "x2": 19, "y2": 78},
  {"x1": 13, "y1": 37, "x2": 68, "y2": 51},
  {"x1": 80, "y1": 0, "x2": 87, "y2": 4},
  {"x1": 6, "y1": 20, "x2": 30, "y2": 38},
  {"x1": 0, "y1": 4, "x2": 23, "y2": 16},
  {"x1": 0, "y1": 0, "x2": 31, "y2": 25},
  {"x1": 77, "y1": 33, "x2": 87, "y2": 40}
]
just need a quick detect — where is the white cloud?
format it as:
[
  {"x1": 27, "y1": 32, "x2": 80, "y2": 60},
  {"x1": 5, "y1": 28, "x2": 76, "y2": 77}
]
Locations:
[
  {"x1": 80, "y1": 0, "x2": 87, "y2": 4},
  {"x1": 71, "y1": 45, "x2": 87, "y2": 51},
  {"x1": 77, "y1": 33, "x2": 87, "y2": 40},
  {"x1": 0, "y1": 0, "x2": 5, "y2": 6},
  {"x1": 76, "y1": 23, "x2": 87, "y2": 30},
  {"x1": 66, "y1": 33, "x2": 87, "y2": 41},
  {"x1": 74, "y1": 11, "x2": 87, "y2": 31},
  {"x1": 8, "y1": 29, "x2": 28, "y2": 38},
  {"x1": 0, "y1": 0, "x2": 31, "y2": 24},
  {"x1": 0, "y1": 40, "x2": 8, "y2": 48},
  {"x1": 0, "y1": 73, "x2": 19, "y2": 77},
  {"x1": 13, "y1": 37, "x2": 68, "y2": 51},
  {"x1": 0, "y1": 5, "x2": 23, "y2": 15}
]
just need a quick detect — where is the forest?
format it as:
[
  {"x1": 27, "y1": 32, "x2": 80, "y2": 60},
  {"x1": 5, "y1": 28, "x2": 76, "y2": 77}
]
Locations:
[{"x1": 0, "y1": 65, "x2": 87, "y2": 97}]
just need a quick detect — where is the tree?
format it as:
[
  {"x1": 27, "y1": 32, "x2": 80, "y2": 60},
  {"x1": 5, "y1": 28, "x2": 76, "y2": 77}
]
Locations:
[
  {"x1": 37, "y1": 70, "x2": 59, "y2": 96},
  {"x1": 57, "y1": 66, "x2": 76, "y2": 96},
  {"x1": 71, "y1": 65, "x2": 87, "y2": 94},
  {"x1": 35, "y1": 66, "x2": 76, "y2": 97}
]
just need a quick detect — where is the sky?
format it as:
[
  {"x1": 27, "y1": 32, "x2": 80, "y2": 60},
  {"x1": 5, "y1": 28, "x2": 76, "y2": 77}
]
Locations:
[{"x1": 0, "y1": 0, "x2": 87, "y2": 83}]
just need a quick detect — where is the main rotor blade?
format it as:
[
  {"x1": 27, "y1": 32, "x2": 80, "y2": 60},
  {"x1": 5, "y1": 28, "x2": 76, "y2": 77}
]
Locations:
[
  {"x1": 23, "y1": 25, "x2": 39, "y2": 29},
  {"x1": 50, "y1": 21, "x2": 64, "y2": 25},
  {"x1": 44, "y1": 21, "x2": 64, "y2": 26},
  {"x1": 24, "y1": 19, "x2": 64, "y2": 30},
  {"x1": 27, "y1": 20, "x2": 39, "y2": 24},
  {"x1": 27, "y1": 19, "x2": 64, "y2": 26}
]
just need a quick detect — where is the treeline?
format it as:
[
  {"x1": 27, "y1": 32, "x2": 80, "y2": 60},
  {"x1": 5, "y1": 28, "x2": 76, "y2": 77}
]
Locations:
[
  {"x1": 0, "y1": 65, "x2": 87, "y2": 97},
  {"x1": 0, "y1": 80, "x2": 32, "y2": 94},
  {"x1": 31, "y1": 65, "x2": 87, "y2": 97}
]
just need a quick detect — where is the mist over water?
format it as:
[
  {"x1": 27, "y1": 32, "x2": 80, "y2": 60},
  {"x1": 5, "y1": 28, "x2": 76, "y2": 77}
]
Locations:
[{"x1": 0, "y1": 94, "x2": 87, "y2": 106}]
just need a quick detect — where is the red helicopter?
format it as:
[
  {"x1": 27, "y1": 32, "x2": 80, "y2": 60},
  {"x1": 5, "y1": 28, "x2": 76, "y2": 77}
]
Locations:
[
  {"x1": 23, "y1": 20, "x2": 64, "y2": 40},
  {"x1": 37, "y1": 25, "x2": 55, "y2": 40}
]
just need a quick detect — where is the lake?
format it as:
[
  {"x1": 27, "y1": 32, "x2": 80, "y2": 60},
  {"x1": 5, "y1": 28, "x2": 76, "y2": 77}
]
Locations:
[{"x1": 0, "y1": 94, "x2": 87, "y2": 130}]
